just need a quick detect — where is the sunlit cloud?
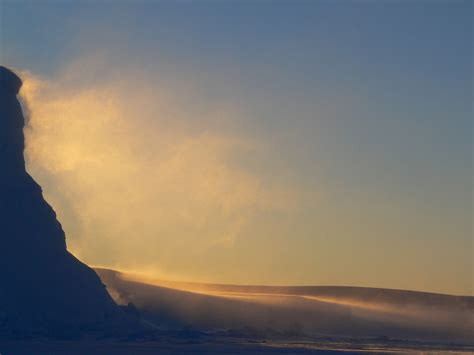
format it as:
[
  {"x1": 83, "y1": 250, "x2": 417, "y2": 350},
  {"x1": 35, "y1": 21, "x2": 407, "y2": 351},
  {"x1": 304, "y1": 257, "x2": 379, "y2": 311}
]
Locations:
[{"x1": 19, "y1": 58, "x2": 295, "y2": 279}]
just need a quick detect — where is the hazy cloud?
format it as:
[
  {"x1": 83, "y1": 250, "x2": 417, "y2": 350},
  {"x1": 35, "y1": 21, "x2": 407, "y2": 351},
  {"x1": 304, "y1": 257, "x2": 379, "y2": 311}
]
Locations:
[{"x1": 20, "y1": 57, "x2": 295, "y2": 278}]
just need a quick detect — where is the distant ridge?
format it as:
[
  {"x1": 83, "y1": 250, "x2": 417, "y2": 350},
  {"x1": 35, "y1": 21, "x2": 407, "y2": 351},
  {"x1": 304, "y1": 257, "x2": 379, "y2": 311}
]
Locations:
[{"x1": 97, "y1": 268, "x2": 474, "y2": 343}]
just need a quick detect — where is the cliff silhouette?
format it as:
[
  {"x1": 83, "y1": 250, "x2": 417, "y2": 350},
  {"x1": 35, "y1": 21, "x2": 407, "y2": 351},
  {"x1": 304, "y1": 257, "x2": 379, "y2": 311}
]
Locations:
[{"x1": 0, "y1": 66, "x2": 135, "y2": 338}]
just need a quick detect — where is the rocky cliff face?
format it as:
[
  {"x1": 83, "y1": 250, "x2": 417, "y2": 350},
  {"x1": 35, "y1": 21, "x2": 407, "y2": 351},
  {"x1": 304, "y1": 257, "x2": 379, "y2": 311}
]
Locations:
[{"x1": 0, "y1": 66, "x2": 131, "y2": 338}]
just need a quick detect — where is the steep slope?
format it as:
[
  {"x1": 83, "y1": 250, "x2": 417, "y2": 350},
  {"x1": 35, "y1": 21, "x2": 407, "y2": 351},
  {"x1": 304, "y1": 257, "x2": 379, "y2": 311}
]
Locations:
[{"x1": 0, "y1": 66, "x2": 130, "y2": 338}]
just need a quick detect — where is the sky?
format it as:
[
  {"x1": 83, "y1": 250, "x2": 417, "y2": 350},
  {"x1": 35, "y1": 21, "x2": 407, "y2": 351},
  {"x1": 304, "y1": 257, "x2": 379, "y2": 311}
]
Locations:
[{"x1": 0, "y1": 0, "x2": 472, "y2": 295}]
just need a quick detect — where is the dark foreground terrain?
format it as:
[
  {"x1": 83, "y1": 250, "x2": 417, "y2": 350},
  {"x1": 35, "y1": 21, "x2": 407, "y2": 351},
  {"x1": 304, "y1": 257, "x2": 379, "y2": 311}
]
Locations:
[
  {"x1": 2, "y1": 270, "x2": 473, "y2": 355},
  {"x1": 1, "y1": 337, "x2": 473, "y2": 355}
]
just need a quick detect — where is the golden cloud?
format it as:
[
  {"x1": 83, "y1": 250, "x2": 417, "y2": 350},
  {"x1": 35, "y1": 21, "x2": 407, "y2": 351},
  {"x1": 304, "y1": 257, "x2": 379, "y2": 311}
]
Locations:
[{"x1": 19, "y1": 61, "x2": 295, "y2": 279}]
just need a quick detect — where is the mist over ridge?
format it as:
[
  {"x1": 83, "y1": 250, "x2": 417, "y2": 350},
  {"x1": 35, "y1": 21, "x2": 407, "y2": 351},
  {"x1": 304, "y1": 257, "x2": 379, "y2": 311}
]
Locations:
[{"x1": 96, "y1": 268, "x2": 474, "y2": 343}]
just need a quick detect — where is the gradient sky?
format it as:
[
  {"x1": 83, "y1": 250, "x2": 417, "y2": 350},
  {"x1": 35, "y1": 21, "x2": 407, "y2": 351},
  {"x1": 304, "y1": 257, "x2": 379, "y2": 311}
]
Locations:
[{"x1": 0, "y1": 1, "x2": 472, "y2": 295}]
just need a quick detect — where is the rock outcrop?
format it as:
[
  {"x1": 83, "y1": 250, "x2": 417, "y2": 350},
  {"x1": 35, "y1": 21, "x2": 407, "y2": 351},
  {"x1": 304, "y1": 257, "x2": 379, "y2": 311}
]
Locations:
[{"x1": 0, "y1": 66, "x2": 133, "y2": 338}]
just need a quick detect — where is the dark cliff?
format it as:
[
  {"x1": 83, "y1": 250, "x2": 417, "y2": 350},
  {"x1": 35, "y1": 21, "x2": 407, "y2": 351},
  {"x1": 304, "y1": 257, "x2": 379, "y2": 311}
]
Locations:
[{"x1": 0, "y1": 66, "x2": 134, "y2": 338}]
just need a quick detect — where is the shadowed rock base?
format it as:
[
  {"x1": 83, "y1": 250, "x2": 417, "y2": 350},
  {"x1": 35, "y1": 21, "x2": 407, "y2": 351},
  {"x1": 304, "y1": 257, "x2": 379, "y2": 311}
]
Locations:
[{"x1": 0, "y1": 66, "x2": 138, "y2": 338}]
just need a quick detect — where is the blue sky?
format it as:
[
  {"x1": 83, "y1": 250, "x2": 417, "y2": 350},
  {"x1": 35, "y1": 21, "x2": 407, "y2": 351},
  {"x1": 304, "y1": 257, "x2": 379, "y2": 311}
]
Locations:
[{"x1": 1, "y1": 1, "x2": 472, "y2": 294}]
